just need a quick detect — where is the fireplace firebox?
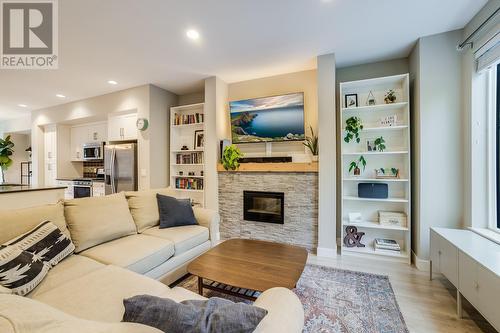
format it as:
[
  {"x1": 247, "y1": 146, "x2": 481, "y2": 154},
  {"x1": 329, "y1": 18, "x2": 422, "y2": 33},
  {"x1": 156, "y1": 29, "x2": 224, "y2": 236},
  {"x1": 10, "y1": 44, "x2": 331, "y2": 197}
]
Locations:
[{"x1": 243, "y1": 191, "x2": 284, "y2": 224}]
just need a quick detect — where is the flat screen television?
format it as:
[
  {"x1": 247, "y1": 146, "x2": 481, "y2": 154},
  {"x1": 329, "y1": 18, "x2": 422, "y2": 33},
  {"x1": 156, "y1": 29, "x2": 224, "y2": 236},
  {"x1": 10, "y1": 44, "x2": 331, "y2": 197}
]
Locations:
[{"x1": 229, "y1": 92, "x2": 305, "y2": 144}]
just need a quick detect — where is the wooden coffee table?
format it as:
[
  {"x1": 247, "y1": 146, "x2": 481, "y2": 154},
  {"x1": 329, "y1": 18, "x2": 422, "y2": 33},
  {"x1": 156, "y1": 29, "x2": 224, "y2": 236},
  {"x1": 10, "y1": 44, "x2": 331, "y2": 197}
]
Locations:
[{"x1": 187, "y1": 239, "x2": 308, "y2": 300}]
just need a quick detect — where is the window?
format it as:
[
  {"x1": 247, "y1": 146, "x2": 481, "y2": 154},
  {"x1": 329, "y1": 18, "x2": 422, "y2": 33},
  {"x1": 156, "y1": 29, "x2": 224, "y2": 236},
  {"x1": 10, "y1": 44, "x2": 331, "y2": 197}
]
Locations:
[{"x1": 497, "y1": 63, "x2": 500, "y2": 230}]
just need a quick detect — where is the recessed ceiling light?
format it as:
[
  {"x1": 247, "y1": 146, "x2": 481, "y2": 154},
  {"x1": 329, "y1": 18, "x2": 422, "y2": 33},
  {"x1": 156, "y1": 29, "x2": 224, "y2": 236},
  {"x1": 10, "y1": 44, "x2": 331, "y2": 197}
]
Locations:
[
  {"x1": 186, "y1": 29, "x2": 200, "y2": 40},
  {"x1": 56, "y1": 94, "x2": 66, "y2": 98},
  {"x1": 107, "y1": 80, "x2": 118, "y2": 85},
  {"x1": 18, "y1": 104, "x2": 27, "y2": 108}
]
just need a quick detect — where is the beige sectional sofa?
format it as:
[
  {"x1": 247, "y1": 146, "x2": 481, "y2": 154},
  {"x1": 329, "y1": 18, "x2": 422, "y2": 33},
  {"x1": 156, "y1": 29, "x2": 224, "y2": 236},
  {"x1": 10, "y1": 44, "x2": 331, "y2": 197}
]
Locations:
[{"x1": 0, "y1": 188, "x2": 304, "y2": 333}]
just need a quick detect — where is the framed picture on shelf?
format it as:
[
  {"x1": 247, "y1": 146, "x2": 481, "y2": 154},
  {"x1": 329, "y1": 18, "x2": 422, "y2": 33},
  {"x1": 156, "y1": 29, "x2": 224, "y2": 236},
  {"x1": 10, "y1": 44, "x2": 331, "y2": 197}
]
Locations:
[
  {"x1": 194, "y1": 130, "x2": 204, "y2": 149},
  {"x1": 366, "y1": 139, "x2": 376, "y2": 152},
  {"x1": 344, "y1": 94, "x2": 358, "y2": 108}
]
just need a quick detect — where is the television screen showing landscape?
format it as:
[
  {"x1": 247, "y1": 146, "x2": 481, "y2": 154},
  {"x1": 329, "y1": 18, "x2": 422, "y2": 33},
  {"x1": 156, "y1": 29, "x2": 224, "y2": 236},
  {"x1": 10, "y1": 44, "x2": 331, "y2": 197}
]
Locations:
[{"x1": 229, "y1": 93, "x2": 305, "y2": 143}]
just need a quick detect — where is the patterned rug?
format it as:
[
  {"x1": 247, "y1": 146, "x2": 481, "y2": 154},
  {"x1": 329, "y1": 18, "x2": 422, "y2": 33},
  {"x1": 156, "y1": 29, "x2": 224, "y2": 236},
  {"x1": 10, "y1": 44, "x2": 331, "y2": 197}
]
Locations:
[{"x1": 176, "y1": 264, "x2": 409, "y2": 333}]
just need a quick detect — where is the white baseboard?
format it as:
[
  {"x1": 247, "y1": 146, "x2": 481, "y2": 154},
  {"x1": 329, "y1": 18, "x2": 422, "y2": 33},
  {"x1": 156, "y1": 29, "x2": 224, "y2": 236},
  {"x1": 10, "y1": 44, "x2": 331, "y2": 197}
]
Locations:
[
  {"x1": 412, "y1": 251, "x2": 430, "y2": 271},
  {"x1": 317, "y1": 247, "x2": 337, "y2": 258}
]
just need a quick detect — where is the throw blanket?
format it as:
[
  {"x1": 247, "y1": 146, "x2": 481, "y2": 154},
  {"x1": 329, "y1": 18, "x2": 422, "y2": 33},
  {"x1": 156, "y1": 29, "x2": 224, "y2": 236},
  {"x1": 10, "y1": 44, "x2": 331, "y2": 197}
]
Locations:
[{"x1": 123, "y1": 295, "x2": 268, "y2": 333}]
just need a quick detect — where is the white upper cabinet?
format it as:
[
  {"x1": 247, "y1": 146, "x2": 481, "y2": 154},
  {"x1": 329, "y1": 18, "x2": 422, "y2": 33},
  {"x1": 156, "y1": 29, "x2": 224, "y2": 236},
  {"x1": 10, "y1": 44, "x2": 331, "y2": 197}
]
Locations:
[
  {"x1": 108, "y1": 112, "x2": 137, "y2": 141},
  {"x1": 70, "y1": 122, "x2": 107, "y2": 161}
]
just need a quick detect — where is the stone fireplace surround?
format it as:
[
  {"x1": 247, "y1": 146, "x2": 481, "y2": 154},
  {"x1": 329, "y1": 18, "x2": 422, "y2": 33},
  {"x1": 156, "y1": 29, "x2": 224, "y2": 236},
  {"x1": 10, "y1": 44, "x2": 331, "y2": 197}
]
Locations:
[{"x1": 218, "y1": 163, "x2": 318, "y2": 252}]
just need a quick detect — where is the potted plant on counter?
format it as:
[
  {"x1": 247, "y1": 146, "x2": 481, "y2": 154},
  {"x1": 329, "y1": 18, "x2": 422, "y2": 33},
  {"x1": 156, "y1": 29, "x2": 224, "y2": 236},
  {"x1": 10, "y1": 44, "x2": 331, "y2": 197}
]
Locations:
[
  {"x1": 0, "y1": 135, "x2": 14, "y2": 184},
  {"x1": 349, "y1": 155, "x2": 366, "y2": 176},
  {"x1": 303, "y1": 125, "x2": 319, "y2": 162},
  {"x1": 222, "y1": 145, "x2": 244, "y2": 171}
]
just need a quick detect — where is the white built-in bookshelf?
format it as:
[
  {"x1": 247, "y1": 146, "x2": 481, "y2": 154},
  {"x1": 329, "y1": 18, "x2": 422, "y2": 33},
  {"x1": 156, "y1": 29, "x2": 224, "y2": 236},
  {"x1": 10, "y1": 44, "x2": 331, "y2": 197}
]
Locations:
[
  {"x1": 340, "y1": 74, "x2": 411, "y2": 264},
  {"x1": 169, "y1": 103, "x2": 205, "y2": 207}
]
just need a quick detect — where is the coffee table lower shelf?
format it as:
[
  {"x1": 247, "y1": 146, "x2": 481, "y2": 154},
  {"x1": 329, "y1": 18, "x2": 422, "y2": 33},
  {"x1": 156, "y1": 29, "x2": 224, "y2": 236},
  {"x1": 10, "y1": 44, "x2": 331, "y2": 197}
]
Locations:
[{"x1": 197, "y1": 276, "x2": 261, "y2": 301}]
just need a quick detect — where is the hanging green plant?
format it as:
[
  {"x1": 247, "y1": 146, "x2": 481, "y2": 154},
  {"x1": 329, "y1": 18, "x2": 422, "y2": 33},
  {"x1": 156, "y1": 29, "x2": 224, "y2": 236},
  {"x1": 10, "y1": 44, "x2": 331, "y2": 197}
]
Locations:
[
  {"x1": 374, "y1": 136, "x2": 386, "y2": 152},
  {"x1": 348, "y1": 155, "x2": 366, "y2": 176},
  {"x1": 221, "y1": 145, "x2": 244, "y2": 171},
  {"x1": 344, "y1": 117, "x2": 363, "y2": 143}
]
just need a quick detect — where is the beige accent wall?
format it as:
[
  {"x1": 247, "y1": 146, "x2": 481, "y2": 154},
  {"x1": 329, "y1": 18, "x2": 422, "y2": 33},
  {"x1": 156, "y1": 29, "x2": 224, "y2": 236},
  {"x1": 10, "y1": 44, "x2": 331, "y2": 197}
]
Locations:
[{"x1": 227, "y1": 70, "x2": 318, "y2": 159}]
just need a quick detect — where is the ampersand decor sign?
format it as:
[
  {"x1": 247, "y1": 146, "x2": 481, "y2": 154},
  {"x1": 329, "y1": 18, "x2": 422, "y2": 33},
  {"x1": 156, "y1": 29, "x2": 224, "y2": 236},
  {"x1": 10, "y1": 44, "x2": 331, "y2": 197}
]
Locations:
[{"x1": 343, "y1": 226, "x2": 366, "y2": 248}]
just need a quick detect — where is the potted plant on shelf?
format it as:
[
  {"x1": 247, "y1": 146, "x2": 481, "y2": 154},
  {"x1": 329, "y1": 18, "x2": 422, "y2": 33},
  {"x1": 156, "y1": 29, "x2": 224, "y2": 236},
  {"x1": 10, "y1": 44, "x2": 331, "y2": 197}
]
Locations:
[
  {"x1": 349, "y1": 155, "x2": 366, "y2": 176},
  {"x1": 221, "y1": 145, "x2": 244, "y2": 171},
  {"x1": 384, "y1": 90, "x2": 397, "y2": 104},
  {"x1": 374, "y1": 136, "x2": 386, "y2": 152},
  {"x1": 303, "y1": 125, "x2": 319, "y2": 161},
  {"x1": 344, "y1": 116, "x2": 363, "y2": 143},
  {"x1": 0, "y1": 135, "x2": 14, "y2": 184}
]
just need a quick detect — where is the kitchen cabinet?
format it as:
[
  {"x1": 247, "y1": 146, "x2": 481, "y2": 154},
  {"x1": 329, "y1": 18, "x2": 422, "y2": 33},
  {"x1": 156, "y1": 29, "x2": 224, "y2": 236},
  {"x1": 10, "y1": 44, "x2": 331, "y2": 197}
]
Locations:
[
  {"x1": 57, "y1": 180, "x2": 74, "y2": 199},
  {"x1": 108, "y1": 113, "x2": 137, "y2": 141},
  {"x1": 92, "y1": 181, "x2": 105, "y2": 197},
  {"x1": 70, "y1": 122, "x2": 107, "y2": 161}
]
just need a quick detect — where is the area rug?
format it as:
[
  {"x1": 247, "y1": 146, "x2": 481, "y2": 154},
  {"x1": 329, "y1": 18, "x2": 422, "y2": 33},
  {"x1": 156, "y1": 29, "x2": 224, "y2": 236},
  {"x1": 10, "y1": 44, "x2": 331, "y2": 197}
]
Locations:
[{"x1": 176, "y1": 264, "x2": 409, "y2": 333}]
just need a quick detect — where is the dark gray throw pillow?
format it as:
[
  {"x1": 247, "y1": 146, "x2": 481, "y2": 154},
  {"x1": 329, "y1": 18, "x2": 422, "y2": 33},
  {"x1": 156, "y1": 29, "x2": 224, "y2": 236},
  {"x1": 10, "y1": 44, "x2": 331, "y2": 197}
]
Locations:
[
  {"x1": 157, "y1": 194, "x2": 198, "y2": 229},
  {"x1": 123, "y1": 295, "x2": 268, "y2": 333}
]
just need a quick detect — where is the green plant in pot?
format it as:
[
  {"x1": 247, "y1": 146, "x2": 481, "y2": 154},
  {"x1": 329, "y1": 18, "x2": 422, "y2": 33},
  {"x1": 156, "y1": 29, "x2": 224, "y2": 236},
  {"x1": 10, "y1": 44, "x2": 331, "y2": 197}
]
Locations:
[
  {"x1": 0, "y1": 135, "x2": 15, "y2": 184},
  {"x1": 303, "y1": 125, "x2": 319, "y2": 161},
  {"x1": 374, "y1": 136, "x2": 386, "y2": 152},
  {"x1": 344, "y1": 117, "x2": 363, "y2": 143},
  {"x1": 222, "y1": 145, "x2": 244, "y2": 171},
  {"x1": 349, "y1": 155, "x2": 366, "y2": 176}
]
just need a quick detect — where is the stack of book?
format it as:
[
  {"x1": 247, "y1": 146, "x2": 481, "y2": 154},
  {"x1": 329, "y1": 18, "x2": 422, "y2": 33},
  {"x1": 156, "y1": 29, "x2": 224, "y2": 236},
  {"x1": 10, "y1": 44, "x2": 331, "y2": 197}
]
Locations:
[
  {"x1": 173, "y1": 113, "x2": 204, "y2": 125},
  {"x1": 374, "y1": 238, "x2": 401, "y2": 253}
]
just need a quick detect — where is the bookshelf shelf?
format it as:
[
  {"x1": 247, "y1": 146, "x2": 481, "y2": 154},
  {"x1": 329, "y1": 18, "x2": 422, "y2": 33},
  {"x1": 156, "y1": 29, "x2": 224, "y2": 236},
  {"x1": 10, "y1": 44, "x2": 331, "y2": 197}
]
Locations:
[
  {"x1": 169, "y1": 103, "x2": 206, "y2": 205},
  {"x1": 340, "y1": 73, "x2": 411, "y2": 264}
]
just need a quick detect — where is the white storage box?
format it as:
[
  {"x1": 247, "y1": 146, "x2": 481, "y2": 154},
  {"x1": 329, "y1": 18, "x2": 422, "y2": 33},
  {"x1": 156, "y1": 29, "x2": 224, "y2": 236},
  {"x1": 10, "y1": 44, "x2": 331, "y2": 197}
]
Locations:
[{"x1": 379, "y1": 211, "x2": 407, "y2": 228}]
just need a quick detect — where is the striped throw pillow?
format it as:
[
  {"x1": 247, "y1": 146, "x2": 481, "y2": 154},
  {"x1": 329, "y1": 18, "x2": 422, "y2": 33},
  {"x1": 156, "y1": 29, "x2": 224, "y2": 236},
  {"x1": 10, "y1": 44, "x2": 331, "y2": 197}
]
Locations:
[
  {"x1": 4, "y1": 221, "x2": 75, "y2": 267},
  {"x1": 0, "y1": 246, "x2": 50, "y2": 296}
]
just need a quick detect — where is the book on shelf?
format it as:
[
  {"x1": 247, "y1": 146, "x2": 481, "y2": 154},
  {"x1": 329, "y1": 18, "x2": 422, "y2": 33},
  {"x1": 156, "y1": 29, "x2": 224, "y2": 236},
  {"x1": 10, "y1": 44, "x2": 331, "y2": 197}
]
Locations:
[
  {"x1": 175, "y1": 177, "x2": 203, "y2": 190},
  {"x1": 175, "y1": 152, "x2": 203, "y2": 164},
  {"x1": 374, "y1": 238, "x2": 400, "y2": 251},
  {"x1": 173, "y1": 113, "x2": 204, "y2": 125}
]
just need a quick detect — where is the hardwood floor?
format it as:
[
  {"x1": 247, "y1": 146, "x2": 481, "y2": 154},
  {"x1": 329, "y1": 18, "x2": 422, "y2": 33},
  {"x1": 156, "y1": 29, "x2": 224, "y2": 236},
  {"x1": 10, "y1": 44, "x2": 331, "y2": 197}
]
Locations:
[{"x1": 308, "y1": 254, "x2": 496, "y2": 333}]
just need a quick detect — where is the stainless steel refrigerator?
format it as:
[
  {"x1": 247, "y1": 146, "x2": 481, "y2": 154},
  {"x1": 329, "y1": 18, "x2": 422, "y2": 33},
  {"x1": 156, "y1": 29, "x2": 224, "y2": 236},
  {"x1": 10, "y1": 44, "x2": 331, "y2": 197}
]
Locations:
[{"x1": 104, "y1": 143, "x2": 138, "y2": 195}]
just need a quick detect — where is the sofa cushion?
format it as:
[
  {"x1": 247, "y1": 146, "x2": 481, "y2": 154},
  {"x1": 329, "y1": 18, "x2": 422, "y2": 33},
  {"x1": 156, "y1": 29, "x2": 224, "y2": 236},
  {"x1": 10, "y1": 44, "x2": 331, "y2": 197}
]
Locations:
[
  {"x1": 80, "y1": 235, "x2": 174, "y2": 274},
  {"x1": 0, "y1": 294, "x2": 162, "y2": 333},
  {"x1": 64, "y1": 192, "x2": 137, "y2": 253},
  {"x1": 29, "y1": 255, "x2": 104, "y2": 298},
  {"x1": 0, "y1": 201, "x2": 69, "y2": 244},
  {"x1": 157, "y1": 194, "x2": 197, "y2": 229},
  {"x1": 0, "y1": 245, "x2": 50, "y2": 296},
  {"x1": 31, "y1": 265, "x2": 171, "y2": 323},
  {"x1": 125, "y1": 188, "x2": 178, "y2": 232},
  {"x1": 4, "y1": 221, "x2": 75, "y2": 267},
  {"x1": 142, "y1": 225, "x2": 209, "y2": 255}
]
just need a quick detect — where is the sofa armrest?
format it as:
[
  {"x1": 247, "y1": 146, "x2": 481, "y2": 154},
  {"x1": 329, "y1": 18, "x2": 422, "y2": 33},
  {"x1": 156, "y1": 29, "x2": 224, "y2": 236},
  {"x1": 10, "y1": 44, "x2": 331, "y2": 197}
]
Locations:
[
  {"x1": 193, "y1": 207, "x2": 220, "y2": 245},
  {"x1": 252, "y1": 287, "x2": 304, "y2": 333}
]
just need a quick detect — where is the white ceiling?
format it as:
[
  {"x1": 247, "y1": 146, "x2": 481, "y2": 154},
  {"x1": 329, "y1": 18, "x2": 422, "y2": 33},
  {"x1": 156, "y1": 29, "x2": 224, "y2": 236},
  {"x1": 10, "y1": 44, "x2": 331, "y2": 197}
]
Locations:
[{"x1": 0, "y1": 0, "x2": 487, "y2": 121}]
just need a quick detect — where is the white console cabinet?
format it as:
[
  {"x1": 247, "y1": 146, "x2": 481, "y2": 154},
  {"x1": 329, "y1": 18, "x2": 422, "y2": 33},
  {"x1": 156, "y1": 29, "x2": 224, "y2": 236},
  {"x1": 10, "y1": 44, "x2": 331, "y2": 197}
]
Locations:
[{"x1": 430, "y1": 227, "x2": 500, "y2": 330}]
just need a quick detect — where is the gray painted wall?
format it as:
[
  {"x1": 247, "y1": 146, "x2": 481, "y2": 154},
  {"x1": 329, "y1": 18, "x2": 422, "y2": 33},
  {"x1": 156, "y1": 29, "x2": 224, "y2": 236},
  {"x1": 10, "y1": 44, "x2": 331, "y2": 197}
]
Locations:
[
  {"x1": 317, "y1": 53, "x2": 337, "y2": 256},
  {"x1": 409, "y1": 30, "x2": 464, "y2": 261}
]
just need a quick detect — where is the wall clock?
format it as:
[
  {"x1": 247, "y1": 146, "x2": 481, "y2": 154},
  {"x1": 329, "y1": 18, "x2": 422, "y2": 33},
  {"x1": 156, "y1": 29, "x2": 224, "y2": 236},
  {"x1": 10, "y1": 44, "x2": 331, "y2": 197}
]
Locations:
[{"x1": 136, "y1": 118, "x2": 149, "y2": 131}]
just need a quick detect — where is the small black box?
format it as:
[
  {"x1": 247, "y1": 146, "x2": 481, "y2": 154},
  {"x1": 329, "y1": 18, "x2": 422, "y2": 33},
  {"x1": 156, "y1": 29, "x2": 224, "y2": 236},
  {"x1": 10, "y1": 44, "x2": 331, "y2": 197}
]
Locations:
[{"x1": 358, "y1": 183, "x2": 388, "y2": 199}]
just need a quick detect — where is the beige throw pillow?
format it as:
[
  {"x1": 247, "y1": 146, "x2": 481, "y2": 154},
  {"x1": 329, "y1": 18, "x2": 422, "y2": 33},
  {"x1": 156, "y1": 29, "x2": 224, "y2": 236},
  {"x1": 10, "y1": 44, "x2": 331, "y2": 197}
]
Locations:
[
  {"x1": 125, "y1": 188, "x2": 178, "y2": 232},
  {"x1": 64, "y1": 192, "x2": 137, "y2": 253},
  {"x1": 0, "y1": 201, "x2": 69, "y2": 244}
]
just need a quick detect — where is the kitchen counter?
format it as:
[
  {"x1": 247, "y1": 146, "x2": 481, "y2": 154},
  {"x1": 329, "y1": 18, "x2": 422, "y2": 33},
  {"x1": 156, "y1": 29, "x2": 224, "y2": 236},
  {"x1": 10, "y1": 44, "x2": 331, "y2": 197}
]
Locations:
[
  {"x1": 0, "y1": 185, "x2": 66, "y2": 194},
  {"x1": 0, "y1": 185, "x2": 65, "y2": 210}
]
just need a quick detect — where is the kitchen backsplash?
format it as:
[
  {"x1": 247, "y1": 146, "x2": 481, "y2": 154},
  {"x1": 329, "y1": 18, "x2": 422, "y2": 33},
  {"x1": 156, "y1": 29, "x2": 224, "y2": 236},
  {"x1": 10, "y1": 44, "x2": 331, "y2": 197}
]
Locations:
[{"x1": 83, "y1": 161, "x2": 104, "y2": 178}]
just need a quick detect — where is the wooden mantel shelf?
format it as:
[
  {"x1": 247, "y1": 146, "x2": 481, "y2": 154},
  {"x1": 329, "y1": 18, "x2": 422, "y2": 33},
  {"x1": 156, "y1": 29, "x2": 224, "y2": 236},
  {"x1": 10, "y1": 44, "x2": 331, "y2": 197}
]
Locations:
[{"x1": 217, "y1": 162, "x2": 318, "y2": 173}]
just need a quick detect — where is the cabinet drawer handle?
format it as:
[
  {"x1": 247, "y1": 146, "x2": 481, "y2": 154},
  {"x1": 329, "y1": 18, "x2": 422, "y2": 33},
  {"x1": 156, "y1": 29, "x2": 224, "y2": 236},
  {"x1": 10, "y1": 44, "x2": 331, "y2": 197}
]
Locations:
[
  {"x1": 438, "y1": 250, "x2": 442, "y2": 255},
  {"x1": 474, "y1": 281, "x2": 479, "y2": 290}
]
